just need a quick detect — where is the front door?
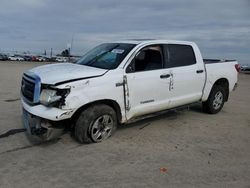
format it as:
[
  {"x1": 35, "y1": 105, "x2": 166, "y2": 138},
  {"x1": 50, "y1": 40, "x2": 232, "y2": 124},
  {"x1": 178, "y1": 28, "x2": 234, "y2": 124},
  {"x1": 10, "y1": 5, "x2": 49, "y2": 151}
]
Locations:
[{"x1": 124, "y1": 45, "x2": 171, "y2": 120}]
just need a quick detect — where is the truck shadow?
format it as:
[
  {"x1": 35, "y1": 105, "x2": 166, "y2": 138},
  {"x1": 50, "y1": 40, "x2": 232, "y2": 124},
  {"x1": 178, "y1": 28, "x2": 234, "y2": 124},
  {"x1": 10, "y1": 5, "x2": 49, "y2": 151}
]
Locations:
[{"x1": 3, "y1": 104, "x2": 204, "y2": 149}]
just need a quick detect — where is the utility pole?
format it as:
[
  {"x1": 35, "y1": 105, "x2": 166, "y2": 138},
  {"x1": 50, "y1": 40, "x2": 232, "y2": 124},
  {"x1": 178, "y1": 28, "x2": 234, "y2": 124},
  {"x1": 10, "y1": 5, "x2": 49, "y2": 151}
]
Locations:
[
  {"x1": 71, "y1": 34, "x2": 74, "y2": 56},
  {"x1": 50, "y1": 48, "x2": 52, "y2": 58},
  {"x1": 49, "y1": 48, "x2": 53, "y2": 62},
  {"x1": 70, "y1": 34, "x2": 74, "y2": 63},
  {"x1": 68, "y1": 47, "x2": 70, "y2": 62}
]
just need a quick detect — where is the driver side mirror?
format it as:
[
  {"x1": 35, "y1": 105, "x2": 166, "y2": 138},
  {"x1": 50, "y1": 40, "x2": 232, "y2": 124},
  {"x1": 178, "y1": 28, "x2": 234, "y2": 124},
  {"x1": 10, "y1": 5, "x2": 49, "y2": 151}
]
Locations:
[
  {"x1": 126, "y1": 59, "x2": 135, "y2": 73},
  {"x1": 126, "y1": 51, "x2": 146, "y2": 73}
]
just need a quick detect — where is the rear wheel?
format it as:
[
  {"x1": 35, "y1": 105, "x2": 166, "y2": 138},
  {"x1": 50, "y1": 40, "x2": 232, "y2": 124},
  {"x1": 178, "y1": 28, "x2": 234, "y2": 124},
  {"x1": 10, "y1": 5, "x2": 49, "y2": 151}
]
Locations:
[
  {"x1": 74, "y1": 104, "x2": 117, "y2": 143},
  {"x1": 202, "y1": 85, "x2": 225, "y2": 114}
]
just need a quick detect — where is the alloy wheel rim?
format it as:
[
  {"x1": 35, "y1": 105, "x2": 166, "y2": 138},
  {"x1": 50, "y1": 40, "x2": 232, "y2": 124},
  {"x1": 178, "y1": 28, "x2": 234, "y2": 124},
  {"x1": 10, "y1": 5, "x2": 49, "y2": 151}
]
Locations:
[
  {"x1": 90, "y1": 114, "x2": 113, "y2": 142},
  {"x1": 213, "y1": 91, "x2": 223, "y2": 110}
]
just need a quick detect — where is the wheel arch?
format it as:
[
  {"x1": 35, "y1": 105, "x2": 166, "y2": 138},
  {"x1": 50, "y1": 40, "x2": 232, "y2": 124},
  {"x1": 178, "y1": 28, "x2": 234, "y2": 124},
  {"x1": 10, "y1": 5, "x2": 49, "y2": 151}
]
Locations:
[
  {"x1": 72, "y1": 99, "x2": 122, "y2": 124},
  {"x1": 212, "y1": 78, "x2": 229, "y2": 101}
]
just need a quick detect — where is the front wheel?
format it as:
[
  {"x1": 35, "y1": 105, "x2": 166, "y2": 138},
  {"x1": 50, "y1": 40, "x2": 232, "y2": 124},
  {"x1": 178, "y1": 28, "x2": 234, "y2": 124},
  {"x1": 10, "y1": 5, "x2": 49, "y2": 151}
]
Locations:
[
  {"x1": 74, "y1": 104, "x2": 117, "y2": 143},
  {"x1": 202, "y1": 85, "x2": 226, "y2": 114}
]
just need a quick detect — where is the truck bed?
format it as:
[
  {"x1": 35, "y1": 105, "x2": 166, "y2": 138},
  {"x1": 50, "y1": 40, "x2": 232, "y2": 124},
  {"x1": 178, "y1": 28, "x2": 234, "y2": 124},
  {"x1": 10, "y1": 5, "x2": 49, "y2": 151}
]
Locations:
[
  {"x1": 202, "y1": 58, "x2": 238, "y2": 102},
  {"x1": 203, "y1": 59, "x2": 236, "y2": 64}
]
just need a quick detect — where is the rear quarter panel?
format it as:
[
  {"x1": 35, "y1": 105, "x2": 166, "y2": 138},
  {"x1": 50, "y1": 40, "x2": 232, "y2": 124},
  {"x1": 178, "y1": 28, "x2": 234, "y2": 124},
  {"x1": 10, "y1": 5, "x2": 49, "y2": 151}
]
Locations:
[{"x1": 202, "y1": 61, "x2": 238, "y2": 101}]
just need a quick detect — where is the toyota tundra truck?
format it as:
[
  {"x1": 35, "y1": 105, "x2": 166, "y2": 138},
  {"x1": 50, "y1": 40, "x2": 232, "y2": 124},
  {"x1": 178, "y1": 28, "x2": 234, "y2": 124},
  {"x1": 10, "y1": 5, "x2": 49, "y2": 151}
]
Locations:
[{"x1": 21, "y1": 39, "x2": 239, "y2": 143}]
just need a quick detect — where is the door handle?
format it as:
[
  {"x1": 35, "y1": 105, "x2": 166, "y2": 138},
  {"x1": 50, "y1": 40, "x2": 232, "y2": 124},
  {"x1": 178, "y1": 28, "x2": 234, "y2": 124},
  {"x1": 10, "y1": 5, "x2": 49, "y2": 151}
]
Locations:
[
  {"x1": 160, "y1": 74, "x2": 170, "y2": 79},
  {"x1": 196, "y1": 70, "x2": 204, "y2": 74}
]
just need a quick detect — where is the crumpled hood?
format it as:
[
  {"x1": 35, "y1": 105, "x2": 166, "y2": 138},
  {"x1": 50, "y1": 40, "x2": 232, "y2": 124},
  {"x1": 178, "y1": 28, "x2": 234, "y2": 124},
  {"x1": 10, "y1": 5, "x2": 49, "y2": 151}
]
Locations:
[{"x1": 27, "y1": 63, "x2": 107, "y2": 85}]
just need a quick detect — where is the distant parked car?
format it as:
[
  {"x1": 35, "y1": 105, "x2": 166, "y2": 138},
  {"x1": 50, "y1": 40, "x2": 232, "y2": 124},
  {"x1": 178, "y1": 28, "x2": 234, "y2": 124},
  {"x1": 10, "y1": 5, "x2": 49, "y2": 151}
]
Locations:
[
  {"x1": 56, "y1": 57, "x2": 68, "y2": 62},
  {"x1": 0, "y1": 54, "x2": 8, "y2": 61},
  {"x1": 71, "y1": 56, "x2": 81, "y2": 63},
  {"x1": 240, "y1": 64, "x2": 250, "y2": 71},
  {"x1": 8, "y1": 55, "x2": 24, "y2": 61},
  {"x1": 49, "y1": 57, "x2": 57, "y2": 62},
  {"x1": 37, "y1": 56, "x2": 47, "y2": 62},
  {"x1": 31, "y1": 56, "x2": 38, "y2": 61},
  {"x1": 23, "y1": 55, "x2": 33, "y2": 61}
]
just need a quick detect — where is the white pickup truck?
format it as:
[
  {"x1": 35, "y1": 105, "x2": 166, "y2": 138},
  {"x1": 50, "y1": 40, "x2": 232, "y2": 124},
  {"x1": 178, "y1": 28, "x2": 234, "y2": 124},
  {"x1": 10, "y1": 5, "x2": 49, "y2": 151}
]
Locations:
[{"x1": 21, "y1": 40, "x2": 239, "y2": 143}]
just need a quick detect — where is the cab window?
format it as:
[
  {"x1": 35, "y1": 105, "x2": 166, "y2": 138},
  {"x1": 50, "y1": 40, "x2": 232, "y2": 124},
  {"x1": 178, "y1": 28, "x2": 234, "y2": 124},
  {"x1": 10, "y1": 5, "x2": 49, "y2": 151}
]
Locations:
[
  {"x1": 126, "y1": 45, "x2": 164, "y2": 73},
  {"x1": 165, "y1": 44, "x2": 196, "y2": 68}
]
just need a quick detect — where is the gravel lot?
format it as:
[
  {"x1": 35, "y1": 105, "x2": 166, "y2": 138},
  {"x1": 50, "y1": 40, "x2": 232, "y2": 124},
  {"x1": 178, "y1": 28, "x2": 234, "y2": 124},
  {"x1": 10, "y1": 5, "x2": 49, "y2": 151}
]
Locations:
[{"x1": 0, "y1": 61, "x2": 249, "y2": 188}]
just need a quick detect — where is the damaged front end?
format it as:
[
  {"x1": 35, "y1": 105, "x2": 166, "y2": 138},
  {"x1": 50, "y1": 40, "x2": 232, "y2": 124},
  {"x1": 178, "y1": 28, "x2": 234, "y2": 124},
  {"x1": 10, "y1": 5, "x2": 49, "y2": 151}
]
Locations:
[
  {"x1": 23, "y1": 109, "x2": 65, "y2": 140},
  {"x1": 21, "y1": 71, "x2": 74, "y2": 141}
]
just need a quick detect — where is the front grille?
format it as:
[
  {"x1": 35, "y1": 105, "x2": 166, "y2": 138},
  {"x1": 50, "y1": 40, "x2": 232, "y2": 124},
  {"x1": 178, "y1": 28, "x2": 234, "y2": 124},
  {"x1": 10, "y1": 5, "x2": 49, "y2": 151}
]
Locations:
[
  {"x1": 21, "y1": 73, "x2": 41, "y2": 104},
  {"x1": 22, "y1": 76, "x2": 35, "y2": 101}
]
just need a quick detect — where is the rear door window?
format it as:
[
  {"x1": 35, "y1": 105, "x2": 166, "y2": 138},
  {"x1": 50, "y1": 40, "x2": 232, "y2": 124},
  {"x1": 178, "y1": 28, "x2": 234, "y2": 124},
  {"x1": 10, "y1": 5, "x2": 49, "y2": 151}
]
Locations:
[{"x1": 165, "y1": 44, "x2": 196, "y2": 68}]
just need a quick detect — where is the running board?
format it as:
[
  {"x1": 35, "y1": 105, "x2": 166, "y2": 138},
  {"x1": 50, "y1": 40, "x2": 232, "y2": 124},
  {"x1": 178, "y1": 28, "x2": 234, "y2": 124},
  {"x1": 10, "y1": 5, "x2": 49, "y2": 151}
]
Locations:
[{"x1": 124, "y1": 102, "x2": 200, "y2": 124}]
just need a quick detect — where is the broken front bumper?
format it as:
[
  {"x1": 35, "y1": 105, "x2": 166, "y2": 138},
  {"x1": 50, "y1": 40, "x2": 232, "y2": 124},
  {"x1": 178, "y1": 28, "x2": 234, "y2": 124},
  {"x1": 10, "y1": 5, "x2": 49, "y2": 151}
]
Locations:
[
  {"x1": 21, "y1": 97, "x2": 75, "y2": 121},
  {"x1": 22, "y1": 108, "x2": 65, "y2": 140},
  {"x1": 21, "y1": 97, "x2": 74, "y2": 140}
]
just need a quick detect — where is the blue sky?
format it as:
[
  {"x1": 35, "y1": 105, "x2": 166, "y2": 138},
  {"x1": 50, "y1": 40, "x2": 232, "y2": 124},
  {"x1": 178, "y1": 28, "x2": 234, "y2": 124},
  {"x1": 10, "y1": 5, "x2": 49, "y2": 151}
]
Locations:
[{"x1": 0, "y1": 0, "x2": 249, "y2": 64}]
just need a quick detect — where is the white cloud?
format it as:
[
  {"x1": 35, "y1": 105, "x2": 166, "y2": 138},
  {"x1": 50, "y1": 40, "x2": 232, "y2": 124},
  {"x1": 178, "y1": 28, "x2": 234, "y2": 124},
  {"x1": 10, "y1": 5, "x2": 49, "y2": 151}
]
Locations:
[{"x1": 0, "y1": 0, "x2": 249, "y2": 64}]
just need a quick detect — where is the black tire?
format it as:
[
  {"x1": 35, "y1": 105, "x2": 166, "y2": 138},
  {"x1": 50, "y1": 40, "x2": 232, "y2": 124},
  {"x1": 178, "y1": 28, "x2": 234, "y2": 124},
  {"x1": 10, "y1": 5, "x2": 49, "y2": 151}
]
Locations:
[
  {"x1": 74, "y1": 104, "x2": 117, "y2": 144},
  {"x1": 202, "y1": 85, "x2": 226, "y2": 114}
]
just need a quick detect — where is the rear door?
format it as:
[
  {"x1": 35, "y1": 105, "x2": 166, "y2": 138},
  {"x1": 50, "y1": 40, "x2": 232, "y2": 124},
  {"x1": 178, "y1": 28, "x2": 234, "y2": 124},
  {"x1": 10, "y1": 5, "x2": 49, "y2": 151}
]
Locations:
[{"x1": 163, "y1": 44, "x2": 205, "y2": 108}]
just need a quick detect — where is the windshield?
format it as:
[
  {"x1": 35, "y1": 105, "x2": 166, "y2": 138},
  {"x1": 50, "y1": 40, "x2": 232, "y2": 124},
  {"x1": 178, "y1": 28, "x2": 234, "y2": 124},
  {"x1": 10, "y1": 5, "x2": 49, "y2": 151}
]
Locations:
[{"x1": 76, "y1": 43, "x2": 136, "y2": 69}]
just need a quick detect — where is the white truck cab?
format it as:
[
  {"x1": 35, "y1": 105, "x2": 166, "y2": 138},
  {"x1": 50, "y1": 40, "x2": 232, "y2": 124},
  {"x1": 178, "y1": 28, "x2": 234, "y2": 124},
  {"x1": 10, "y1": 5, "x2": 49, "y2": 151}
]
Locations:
[{"x1": 21, "y1": 39, "x2": 239, "y2": 143}]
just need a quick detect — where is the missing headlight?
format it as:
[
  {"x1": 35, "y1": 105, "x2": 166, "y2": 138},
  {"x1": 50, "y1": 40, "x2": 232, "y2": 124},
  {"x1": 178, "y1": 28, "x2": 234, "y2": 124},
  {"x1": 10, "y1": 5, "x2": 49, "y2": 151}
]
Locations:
[{"x1": 40, "y1": 88, "x2": 70, "y2": 107}]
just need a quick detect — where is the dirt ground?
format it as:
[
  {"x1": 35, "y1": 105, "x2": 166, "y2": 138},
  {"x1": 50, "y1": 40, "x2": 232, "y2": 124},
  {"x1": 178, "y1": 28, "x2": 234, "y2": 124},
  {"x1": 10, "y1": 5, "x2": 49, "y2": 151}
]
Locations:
[{"x1": 0, "y1": 61, "x2": 249, "y2": 188}]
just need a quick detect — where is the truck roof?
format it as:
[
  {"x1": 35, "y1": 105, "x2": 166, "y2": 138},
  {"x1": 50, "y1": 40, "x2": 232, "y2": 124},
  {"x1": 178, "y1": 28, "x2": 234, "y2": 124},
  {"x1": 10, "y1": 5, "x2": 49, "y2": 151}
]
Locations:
[{"x1": 115, "y1": 39, "x2": 195, "y2": 46}]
